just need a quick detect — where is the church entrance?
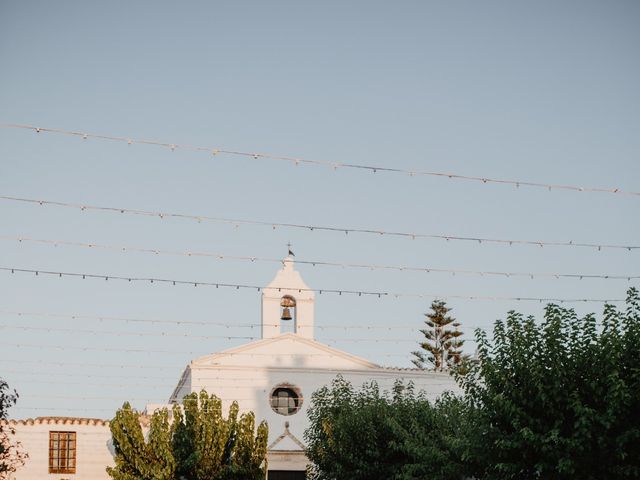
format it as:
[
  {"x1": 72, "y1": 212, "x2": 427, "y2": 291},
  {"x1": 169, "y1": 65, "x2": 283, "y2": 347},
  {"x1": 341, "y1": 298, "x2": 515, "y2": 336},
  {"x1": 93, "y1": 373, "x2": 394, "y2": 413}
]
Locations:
[{"x1": 268, "y1": 470, "x2": 306, "y2": 480}]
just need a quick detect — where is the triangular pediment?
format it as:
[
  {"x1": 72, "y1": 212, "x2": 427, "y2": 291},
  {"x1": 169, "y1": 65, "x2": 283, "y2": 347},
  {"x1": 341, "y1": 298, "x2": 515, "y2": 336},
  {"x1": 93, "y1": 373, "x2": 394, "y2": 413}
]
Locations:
[
  {"x1": 191, "y1": 333, "x2": 379, "y2": 370},
  {"x1": 268, "y1": 422, "x2": 305, "y2": 451}
]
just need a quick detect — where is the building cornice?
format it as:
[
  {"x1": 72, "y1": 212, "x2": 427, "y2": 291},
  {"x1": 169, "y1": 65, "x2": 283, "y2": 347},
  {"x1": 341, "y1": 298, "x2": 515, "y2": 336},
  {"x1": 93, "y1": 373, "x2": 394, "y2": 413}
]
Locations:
[
  {"x1": 192, "y1": 363, "x2": 455, "y2": 379},
  {"x1": 7, "y1": 416, "x2": 110, "y2": 426},
  {"x1": 6, "y1": 415, "x2": 155, "y2": 427}
]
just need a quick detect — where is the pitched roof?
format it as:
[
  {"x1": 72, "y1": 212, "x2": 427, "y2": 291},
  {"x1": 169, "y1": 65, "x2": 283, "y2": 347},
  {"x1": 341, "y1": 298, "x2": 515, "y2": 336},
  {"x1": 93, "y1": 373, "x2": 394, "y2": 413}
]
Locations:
[{"x1": 191, "y1": 332, "x2": 380, "y2": 370}]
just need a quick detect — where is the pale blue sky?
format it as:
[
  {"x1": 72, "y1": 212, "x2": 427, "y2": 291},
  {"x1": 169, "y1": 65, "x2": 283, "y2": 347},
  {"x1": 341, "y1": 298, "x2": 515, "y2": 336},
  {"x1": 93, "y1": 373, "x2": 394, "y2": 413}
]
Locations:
[{"x1": 1, "y1": 0, "x2": 639, "y2": 418}]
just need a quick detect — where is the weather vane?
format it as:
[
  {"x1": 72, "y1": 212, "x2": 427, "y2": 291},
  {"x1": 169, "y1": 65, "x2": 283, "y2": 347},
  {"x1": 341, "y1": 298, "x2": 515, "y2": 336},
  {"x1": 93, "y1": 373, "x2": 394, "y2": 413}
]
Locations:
[{"x1": 287, "y1": 242, "x2": 295, "y2": 257}]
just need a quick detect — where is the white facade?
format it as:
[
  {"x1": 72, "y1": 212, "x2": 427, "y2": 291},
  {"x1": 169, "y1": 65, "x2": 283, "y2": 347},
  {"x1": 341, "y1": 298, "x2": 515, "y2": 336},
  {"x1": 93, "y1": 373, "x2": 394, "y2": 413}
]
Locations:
[
  {"x1": 7, "y1": 417, "x2": 115, "y2": 480},
  {"x1": 9, "y1": 257, "x2": 458, "y2": 479},
  {"x1": 162, "y1": 256, "x2": 459, "y2": 473}
]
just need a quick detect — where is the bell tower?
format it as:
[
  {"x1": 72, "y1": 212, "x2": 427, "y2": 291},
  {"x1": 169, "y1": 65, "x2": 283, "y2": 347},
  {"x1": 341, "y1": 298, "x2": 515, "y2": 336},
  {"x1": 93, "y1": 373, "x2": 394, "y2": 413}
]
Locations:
[{"x1": 261, "y1": 254, "x2": 315, "y2": 340}]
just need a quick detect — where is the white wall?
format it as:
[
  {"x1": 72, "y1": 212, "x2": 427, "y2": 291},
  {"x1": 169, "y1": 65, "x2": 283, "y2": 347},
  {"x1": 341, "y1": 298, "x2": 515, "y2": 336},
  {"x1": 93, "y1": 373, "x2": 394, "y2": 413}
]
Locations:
[
  {"x1": 10, "y1": 366, "x2": 459, "y2": 478},
  {"x1": 9, "y1": 418, "x2": 113, "y2": 480},
  {"x1": 186, "y1": 364, "x2": 459, "y2": 451}
]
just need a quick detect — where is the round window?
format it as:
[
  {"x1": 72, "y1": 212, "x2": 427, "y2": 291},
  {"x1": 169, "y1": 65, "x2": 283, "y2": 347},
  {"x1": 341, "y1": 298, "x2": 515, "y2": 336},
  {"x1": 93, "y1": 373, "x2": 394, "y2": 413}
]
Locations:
[{"x1": 269, "y1": 385, "x2": 303, "y2": 416}]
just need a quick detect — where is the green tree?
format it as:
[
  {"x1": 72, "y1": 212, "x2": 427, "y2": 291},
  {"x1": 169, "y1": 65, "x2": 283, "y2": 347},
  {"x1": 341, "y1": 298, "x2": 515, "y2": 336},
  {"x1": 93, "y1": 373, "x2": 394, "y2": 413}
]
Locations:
[
  {"x1": 107, "y1": 403, "x2": 176, "y2": 480},
  {"x1": 412, "y1": 300, "x2": 465, "y2": 371},
  {"x1": 0, "y1": 379, "x2": 28, "y2": 479},
  {"x1": 107, "y1": 391, "x2": 268, "y2": 480},
  {"x1": 304, "y1": 376, "x2": 469, "y2": 480},
  {"x1": 172, "y1": 391, "x2": 268, "y2": 480},
  {"x1": 458, "y1": 287, "x2": 640, "y2": 480}
]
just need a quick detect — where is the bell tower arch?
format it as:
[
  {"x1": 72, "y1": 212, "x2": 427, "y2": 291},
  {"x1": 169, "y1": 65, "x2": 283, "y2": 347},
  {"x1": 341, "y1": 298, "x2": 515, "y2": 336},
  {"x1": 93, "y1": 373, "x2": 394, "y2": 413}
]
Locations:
[{"x1": 261, "y1": 255, "x2": 315, "y2": 340}]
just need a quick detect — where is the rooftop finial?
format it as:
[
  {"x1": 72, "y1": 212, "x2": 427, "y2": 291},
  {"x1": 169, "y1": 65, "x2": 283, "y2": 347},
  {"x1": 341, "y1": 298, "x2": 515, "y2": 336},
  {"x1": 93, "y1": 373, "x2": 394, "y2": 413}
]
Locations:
[{"x1": 287, "y1": 242, "x2": 295, "y2": 257}]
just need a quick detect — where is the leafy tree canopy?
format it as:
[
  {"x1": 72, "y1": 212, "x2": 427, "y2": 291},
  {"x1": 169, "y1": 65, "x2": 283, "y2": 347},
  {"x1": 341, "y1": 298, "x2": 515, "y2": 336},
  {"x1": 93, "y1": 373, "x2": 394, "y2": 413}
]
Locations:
[
  {"x1": 0, "y1": 379, "x2": 28, "y2": 479},
  {"x1": 458, "y1": 287, "x2": 640, "y2": 480},
  {"x1": 304, "y1": 376, "x2": 469, "y2": 480},
  {"x1": 306, "y1": 288, "x2": 640, "y2": 480},
  {"x1": 107, "y1": 390, "x2": 268, "y2": 480}
]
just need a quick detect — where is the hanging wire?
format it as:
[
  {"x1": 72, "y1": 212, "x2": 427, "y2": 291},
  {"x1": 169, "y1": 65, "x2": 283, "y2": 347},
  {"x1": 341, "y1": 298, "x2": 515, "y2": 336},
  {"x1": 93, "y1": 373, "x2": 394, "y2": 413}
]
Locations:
[
  {"x1": 3, "y1": 377, "x2": 457, "y2": 390},
  {"x1": 0, "y1": 266, "x2": 626, "y2": 303},
  {"x1": 3, "y1": 234, "x2": 637, "y2": 280},
  {"x1": 0, "y1": 309, "x2": 484, "y2": 330},
  {"x1": 0, "y1": 341, "x2": 470, "y2": 356},
  {"x1": 0, "y1": 358, "x2": 180, "y2": 369},
  {"x1": 1, "y1": 194, "x2": 638, "y2": 251},
  {"x1": 2, "y1": 123, "x2": 638, "y2": 197},
  {"x1": 0, "y1": 323, "x2": 464, "y2": 342}
]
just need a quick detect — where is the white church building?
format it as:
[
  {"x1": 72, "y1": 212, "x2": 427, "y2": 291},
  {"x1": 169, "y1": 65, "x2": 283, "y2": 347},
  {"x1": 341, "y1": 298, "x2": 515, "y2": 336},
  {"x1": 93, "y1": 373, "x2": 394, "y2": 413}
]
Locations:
[{"x1": 8, "y1": 256, "x2": 458, "y2": 480}]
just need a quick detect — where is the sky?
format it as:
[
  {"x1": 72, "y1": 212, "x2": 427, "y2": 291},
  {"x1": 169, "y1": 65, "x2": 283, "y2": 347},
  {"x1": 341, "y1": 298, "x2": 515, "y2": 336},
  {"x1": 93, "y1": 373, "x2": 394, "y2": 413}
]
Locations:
[{"x1": 1, "y1": 0, "x2": 639, "y2": 418}]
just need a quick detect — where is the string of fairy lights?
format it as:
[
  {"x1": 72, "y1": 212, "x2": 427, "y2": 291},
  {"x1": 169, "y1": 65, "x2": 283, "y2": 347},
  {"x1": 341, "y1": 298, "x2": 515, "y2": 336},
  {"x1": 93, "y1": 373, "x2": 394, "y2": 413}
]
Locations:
[
  {"x1": 0, "y1": 341, "x2": 431, "y2": 357},
  {"x1": 2, "y1": 122, "x2": 638, "y2": 419},
  {"x1": 0, "y1": 358, "x2": 444, "y2": 375},
  {"x1": 2, "y1": 194, "x2": 638, "y2": 251},
  {"x1": 0, "y1": 309, "x2": 499, "y2": 330},
  {"x1": 0, "y1": 323, "x2": 462, "y2": 343},
  {"x1": 4, "y1": 377, "x2": 458, "y2": 391},
  {"x1": 7, "y1": 369, "x2": 434, "y2": 383},
  {"x1": 0, "y1": 266, "x2": 627, "y2": 302},
  {"x1": 3, "y1": 235, "x2": 637, "y2": 280},
  {"x1": 2, "y1": 123, "x2": 639, "y2": 197}
]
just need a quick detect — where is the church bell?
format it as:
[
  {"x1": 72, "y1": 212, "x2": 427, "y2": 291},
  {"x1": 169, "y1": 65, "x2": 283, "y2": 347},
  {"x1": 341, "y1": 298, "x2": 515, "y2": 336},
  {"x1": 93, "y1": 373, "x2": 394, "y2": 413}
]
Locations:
[{"x1": 281, "y1": 307, "x2": 293, "y2": 321}]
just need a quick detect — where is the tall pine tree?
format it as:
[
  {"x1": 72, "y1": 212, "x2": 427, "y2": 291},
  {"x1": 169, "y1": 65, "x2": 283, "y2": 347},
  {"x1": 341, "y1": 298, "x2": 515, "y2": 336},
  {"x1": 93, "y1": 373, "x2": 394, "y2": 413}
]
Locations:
[{"x1": 411, "y1": 300, "x2": 465, "y2": 371}]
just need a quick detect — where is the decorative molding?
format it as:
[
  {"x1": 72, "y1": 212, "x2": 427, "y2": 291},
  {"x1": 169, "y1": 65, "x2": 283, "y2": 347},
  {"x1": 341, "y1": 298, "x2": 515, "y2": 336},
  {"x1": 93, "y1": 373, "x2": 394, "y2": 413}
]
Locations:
[
  {"x1": 7, "y1": 417, "x2": 110, "y2": 426},
  {"x1": 268, "y1": 421, "x2": 305, "y2": 451},
  {"x1": 7, "y1": 415, "x2": 153, "y2": 427}
]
